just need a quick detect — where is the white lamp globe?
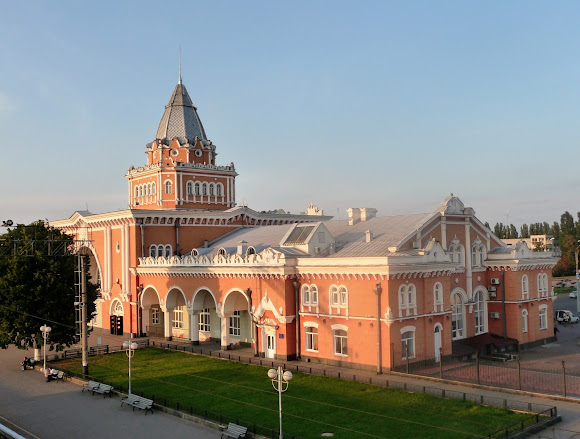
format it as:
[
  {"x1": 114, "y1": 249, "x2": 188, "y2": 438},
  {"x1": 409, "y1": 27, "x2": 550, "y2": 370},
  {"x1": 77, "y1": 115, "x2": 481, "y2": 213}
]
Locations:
[
  {"x1": 267, "y1": 368, "x2": 278, "y2": 380},
  {"x1": 282, "y1": 371, "x2": 293, "y2": 382}
]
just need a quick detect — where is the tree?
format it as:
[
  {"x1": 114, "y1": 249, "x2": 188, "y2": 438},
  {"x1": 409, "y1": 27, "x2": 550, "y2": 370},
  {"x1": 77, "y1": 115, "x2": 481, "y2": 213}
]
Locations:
[
  {"x1": 0, "y1": 222, "x2": 98, "y2": 351},
  {"x1": 520, "y1": 224, "x2": 529, "y2": 239},
  {"x1": 508, "y1": 224, "x2": 518, "y2": 239}
]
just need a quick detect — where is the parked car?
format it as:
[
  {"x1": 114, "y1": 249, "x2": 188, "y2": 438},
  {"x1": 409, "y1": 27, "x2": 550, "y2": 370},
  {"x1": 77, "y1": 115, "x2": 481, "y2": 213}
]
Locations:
[
  {"x1": 570, "y1": 291, "x2": 578, "y2": 299},
  {"x1": 555, "y1": 310, "x2": 579, "y2": 323}
]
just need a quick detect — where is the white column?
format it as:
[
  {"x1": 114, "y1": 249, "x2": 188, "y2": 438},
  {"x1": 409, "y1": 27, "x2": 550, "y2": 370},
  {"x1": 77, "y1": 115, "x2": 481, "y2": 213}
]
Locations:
[
  {"x1": 221, "y1": 314, "x2": 230, "y2": 350},
  {"x1": 190, "y1": 312, "x2": 199, "y2": 344},
  {"x1": 164, "y1": 308, "x2": 173, "y2": 340},
  {"x1": 142, "y1": 306, "x2": 150, "y2": 335},
  {"x1": 465, "y1": 220, "x2": 472, "y2": 300}
]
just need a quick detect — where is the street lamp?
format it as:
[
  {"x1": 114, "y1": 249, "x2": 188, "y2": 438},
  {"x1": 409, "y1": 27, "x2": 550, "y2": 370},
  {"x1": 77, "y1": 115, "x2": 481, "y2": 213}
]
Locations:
[
  {"x1": 123, "y1": 340, "x2": 138, "y2": 395},
  {"x1": 39, "y1": 325, "x2": 51, "y2": 373},
  {"x1": 268, "y1": 366, "x2": 292, "y2": 439}
]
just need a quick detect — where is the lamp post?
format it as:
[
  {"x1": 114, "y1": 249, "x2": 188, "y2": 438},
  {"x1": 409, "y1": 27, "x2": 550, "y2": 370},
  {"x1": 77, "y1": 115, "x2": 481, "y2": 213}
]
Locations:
[
  {"x1": 268, "y1": 366, "x2": 292, "y2": 439},
  {"x1": 123, "y1": 340, "x2": 138, "y2": 395},
  {"x1": 40, "y1": 325, "x2": 51, "y2": 373},
  {"x1": 574, "y1": 241, "x2": 580, "y2": 312}
]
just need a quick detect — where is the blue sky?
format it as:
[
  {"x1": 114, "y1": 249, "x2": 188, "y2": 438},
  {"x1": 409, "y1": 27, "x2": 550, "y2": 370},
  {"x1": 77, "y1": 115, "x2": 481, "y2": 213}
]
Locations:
[{"x1": 1, "y1": 1, "x2": 579, "y2": 229}]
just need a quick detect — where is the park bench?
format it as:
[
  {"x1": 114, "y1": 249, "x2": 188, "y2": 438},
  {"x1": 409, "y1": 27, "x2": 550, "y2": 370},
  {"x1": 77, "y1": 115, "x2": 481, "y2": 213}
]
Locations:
[
  {"x1": 55, "y1": 371, "x2": 65, "y2": 382},
  {"x1": 120, "y1": 394, "x2": 154, "y2": 414},
  {"x1": 81, "y1": 380, "x2": 114, "y2": 397},
  {"x1": 221, "y1": 422, "x2": 247, "y2": 439}
]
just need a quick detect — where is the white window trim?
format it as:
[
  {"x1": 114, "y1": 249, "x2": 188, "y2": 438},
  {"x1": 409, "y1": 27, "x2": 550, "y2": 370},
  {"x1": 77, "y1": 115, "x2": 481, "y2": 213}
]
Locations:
[
  {"x1": 399, "y1": 284, "x2": 417, "y2": 317},
  {"x1": 522, "y1": 275, "x2": 529, "y2": 300},
  {"x1": 539, "y1": 304, "x2": 548, "y2": 330},
  {"x1": 304, "y1": 325, "x2": 318, "y2": 352},
  {"x1": 332, "y1": 326, "x2": 348, "y2": 357},
  {"x1": 172, "y1": 308, "x2": 184, "y2": 329},
  {"x1": 522, "y1": 309, "x2": 528, "y2": 333},
  {"x1": 400, "y1": 326, "x2": 416, "y2": 360},
  {"x1": 433, "y1": 282, "x2": 444, "y2": 313}
]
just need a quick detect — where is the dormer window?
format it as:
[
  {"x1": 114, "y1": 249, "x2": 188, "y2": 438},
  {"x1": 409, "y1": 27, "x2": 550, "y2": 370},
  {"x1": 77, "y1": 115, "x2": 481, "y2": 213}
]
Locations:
[
  {"x1": 218, "y1": 248, "x2": 226, "y2": 257},
  {"x1": 246, "y1": 247, "x2": 256, "y2": 256}
]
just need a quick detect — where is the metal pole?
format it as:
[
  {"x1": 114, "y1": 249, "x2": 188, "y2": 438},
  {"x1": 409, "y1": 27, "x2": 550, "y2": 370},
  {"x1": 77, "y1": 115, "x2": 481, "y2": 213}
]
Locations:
[
  {"x1": 576, "y1": 248, "x2": 580, "y2": 313},
  {"x1": 81, "y1": 255, "x2": 89, "y2": 378},
  {"x1": 439, "y1": 347, "x2": 443, "y2": 379},
  {"x1": 128, "y1": 343, "x2": 133, "y2": 395},
  {"x1": 43, "y1": 331, "x2": 47, "y2": 372},
  {"x1": 373, "y1": 282, "x2": 382, "y2": 375},
  {"x1": 476, "y1": 351, "x2": 480, "y2": 385},
  {"x1": 562, "y1": 360, "x2": 567, "y2": 398},
  {"x1": 278, "y1": 366, "x2": 283, "y2": 439},
  {"x1": 501, "y1": 271, "x2": 507, "y2": 340},
  {"x1": 517, "y1": 357, "x2": 521, "y2": 390}
]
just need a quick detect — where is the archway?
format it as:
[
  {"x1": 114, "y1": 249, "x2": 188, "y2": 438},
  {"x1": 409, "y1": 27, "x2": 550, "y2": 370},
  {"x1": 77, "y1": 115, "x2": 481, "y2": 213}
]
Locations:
[
  {"x1": 109, "y1": 299, "x2": 124, "y2": 335},
  {"x1": 141, "y1": 286, "x2": 162, "y2": 337},
  {"x1": 222, "y1": 289, "x2": 251, "y2": 350},
  {"x1": 166, "y1": 287, "x2": 188, "y2": 340},
  {"x1": 191, "y1": 288, "x2": 219, "y2": 343}
]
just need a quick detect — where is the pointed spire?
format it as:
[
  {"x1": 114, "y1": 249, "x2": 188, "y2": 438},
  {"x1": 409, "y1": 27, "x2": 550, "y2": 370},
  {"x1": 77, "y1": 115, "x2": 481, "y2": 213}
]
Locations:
[{"x1": 178, "y1": 47, "x2": 182, "y2": 85}]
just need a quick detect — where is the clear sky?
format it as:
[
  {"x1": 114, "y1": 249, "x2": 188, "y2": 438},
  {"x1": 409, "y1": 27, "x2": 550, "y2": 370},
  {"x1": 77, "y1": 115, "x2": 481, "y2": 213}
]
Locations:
[{"x1": 1, "y1": 1, "x2": 579, "y2": 229}]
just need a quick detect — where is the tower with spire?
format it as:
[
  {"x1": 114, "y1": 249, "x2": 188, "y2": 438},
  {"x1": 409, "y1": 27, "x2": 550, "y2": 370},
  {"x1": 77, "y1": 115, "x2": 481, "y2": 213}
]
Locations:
[{"x1": 126, "y1": 78, "x2": 237, "y2": 210}]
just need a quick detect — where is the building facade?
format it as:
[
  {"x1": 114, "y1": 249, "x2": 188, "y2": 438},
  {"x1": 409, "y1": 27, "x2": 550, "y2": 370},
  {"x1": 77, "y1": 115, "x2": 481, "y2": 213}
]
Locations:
[{"x1": 52, "y1": 78, "x2": 558, "y2": 372}]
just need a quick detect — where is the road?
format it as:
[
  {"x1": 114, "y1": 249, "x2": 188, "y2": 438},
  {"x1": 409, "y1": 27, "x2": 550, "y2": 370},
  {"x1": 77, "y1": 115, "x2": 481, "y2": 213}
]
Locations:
[{"x1": 0, "y1": 346, "x2": 221, "y2": 439}]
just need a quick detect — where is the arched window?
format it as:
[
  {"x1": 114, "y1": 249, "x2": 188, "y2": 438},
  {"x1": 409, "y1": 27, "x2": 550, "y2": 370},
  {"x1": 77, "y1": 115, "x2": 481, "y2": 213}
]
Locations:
[
  {"x1": 433, "y1": 283, "x2": 443, "y2": 312},
  {"x1": 165, "y1": 180, "x2": 172, "y2": 195},
  {"x1": 202, "y1": 183, "x2": 207, "y2": 196},
  {"x1": 246, "y1": 247, "x2": 256, "y2": 256},
  {"x1": 305, "y1": 325, "x2": 318, "y2": 351},
  {"x1": 151, "y1": 182, "x2": 156, "y2": 196},
  {"x1": 216, "y1": 183, "x2": 223, "y2": 197},
  {"x1": 339, "y1": 286, "x2": 348, "y2": 306},
  {"x1": 330, "y1": 285, "x2": 339, "y2": 306},
  {"x1": 195, "y1": 182, "x2": 200, "y2": 196},
  {"x1": 474, "y1": 290, "x2": 485, "y2": 334},
  {"x1": 310, "y1": 285, "x2": 318, "y2": 305},
  {"x1": 449, "y1": 242, "x2": 463, "y2": 265},
  {"x1": 333, "y1": 328, "x2": 348, "y2": 356},
  {"x1": 399, "y1": 284, "x2": 417, "y2": 317},
  {"x1": 451, "y1": 292, "x2": 464, "y2": 340},
  {"x1": 218, "y1": 248, "x2": 226, "y2": 257},
  {"x1": 522, "y1": 309, "x2": 528, "y2": 333},
  {"x1": 187, "y1": 181, "x2": 194, "y2": 195},
  {"x1": 149, "y1": 245, "x2": 157, "y2": 258},
  {"x1": 401, "y1": 326, "x2": 416, "y2": 360},
  {"x1": 209, "y1": 183, "x2": 215, "y2": 196},
  {"x1": 522, "y1": 275, "x2": 529, "y2": 299},
  {"x1": 302, "y1": 285, "x2": 310, "y2": 306},
  {"x1": 164, "y1": 245, "x2": 172, "y2": 258},
  {"x1": 134, "y1": 186, "x2": 139, "y2": 199}
]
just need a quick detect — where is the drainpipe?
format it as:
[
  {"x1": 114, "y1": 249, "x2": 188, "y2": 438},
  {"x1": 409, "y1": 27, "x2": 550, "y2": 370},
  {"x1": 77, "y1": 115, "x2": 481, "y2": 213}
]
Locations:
[
  {"x1": 175, "y1": 221, "x2": 180, "y2": 256},
  {"x1": 140, "y1": 223, "x2": 145, "y2": 257},
  {"x1": 247, "y1": 287, "x2": 259, "y2": 357},
  {"x1": 373, "y1": 282, "x2": 383, "y2": 374},
  {"x1": 292, "y1": 276, "x2": 301, "y2": 360},
  {"x1": 501, "y1": 271, "x2": 507, "y2": 340}
]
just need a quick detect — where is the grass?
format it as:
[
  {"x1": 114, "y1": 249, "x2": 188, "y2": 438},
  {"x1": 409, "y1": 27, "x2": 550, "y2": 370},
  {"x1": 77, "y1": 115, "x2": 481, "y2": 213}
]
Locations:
[
  {"x1": 554, "y1": 286, "x2": 575, "y2": 294},
  {"x1": 54, "y1": 348, "x2": 534, "y2": 439}
]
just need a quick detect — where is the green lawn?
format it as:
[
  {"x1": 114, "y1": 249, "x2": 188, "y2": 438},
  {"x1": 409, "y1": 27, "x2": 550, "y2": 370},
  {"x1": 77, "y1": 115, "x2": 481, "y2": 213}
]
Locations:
[
  {"x1": 554, "y1": 286, "x2": 575, "y2": 294},
  {"x1": 54, "y1": 348, "x2": 533, "y2": 439}
]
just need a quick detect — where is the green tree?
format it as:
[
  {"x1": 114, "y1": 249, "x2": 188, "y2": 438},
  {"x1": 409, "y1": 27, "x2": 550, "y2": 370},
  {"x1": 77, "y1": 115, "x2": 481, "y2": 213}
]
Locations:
[
  {"x1": 561, "y1": 211, "x2": 575, "y2": 237},
  {"x1": 0, "y1": 222, "x2": 98, "y2": 351},
  {"x1": 550, "y1": 222, "x2": 560, "y2": 240},
  {"x1": 520, "y1": 224, "x2": 529, "y2": 238},
  {"x1": 508, "y1": 224, "x2": 518, "y2": 239}
]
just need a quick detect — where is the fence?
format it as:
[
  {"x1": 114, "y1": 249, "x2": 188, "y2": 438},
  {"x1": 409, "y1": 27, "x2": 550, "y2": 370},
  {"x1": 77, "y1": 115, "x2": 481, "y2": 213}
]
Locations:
[
  {"x1": 52, "y1": 341, "x2": 559, "y2": 439},
  {"x1": 390, "y1": 347, "x2": 580, "y2": 399}
]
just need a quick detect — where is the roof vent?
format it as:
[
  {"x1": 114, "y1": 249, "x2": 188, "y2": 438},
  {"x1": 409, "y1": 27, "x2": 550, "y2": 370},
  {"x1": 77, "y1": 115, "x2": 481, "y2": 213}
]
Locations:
[
  {"x1": 347, "y1": 208, "x2": 361, "y2": 226},
  {"x1": 360, "y1": 208, "x2": 377, "y2": 222},
  {"x1": 237, "y1": 240, "x2": 248, "y2": 255},
  {"x1": 365, "y1": 230, "x2": 373, "y2": 243}
]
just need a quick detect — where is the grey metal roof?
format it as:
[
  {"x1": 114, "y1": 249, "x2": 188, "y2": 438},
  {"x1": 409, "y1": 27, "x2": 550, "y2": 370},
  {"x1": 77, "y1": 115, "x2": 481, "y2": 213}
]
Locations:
[
  {"x1": 324, "y1": 212, "x2": 435, "y2": 258},
  {"x1": 155, "y1": 82, "x2": 207, "y2": 142}
]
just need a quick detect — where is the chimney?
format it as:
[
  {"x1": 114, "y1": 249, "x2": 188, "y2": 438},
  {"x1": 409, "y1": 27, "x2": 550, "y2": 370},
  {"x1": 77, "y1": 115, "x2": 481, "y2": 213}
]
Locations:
[
  {"x1": 347, "y1": 208, "x2": 361, "y2": 226},
  {"x1": 360, "y1": 208, "x2": 377, "y2": 222},
  {"x1": 237, "y1": 240, "x2": 248, "y2": 255},
  {"x1": 329, "y1": 242, "x2": 335, "y2": 255},
  {"x1": 365, "y1": 230, "x2": 373, "y2": 243}
]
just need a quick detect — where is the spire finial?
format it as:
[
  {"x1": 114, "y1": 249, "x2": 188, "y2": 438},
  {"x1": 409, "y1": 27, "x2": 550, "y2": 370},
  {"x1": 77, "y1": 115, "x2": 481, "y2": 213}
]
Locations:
[{"x1": 178, "y1": 46, "x2": 182, "y2": 85}]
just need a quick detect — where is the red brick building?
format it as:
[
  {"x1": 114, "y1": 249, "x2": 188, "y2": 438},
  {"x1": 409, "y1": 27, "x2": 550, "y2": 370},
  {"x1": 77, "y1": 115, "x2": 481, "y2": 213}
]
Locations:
[{"x1": 52, "y1": 78, "x2": 557, "y2": 371}]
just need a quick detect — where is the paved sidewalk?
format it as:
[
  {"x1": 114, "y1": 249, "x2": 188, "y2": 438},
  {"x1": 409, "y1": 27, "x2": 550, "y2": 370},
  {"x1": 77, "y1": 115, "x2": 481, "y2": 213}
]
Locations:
[{"x1": 0, "y1": 345, "x2": 221, "y2": 439}]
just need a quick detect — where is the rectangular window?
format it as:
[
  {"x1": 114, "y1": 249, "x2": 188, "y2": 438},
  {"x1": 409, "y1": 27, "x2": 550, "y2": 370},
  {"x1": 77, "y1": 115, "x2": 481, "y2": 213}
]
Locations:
[
  {"x1": 333, "y1": 329, "x2": 348, "y2": 356},
  {"x1": 151, "y1": 308, "x2": 159, "y2": 325},
  {"x1": 401, "y1": 331, "x2": 415, "y2": 359},
  {"x1": 199, "y1": 308, "x2": 210, "y2": 332},
  {"x1": 229, "y1": 310, "x2": 241, "y2": 336},
  {"x1": 305, "y1": 326, "x2": 318, "y2": 351},
  {"x1": 172, "y1": 308, "x2": 183, "y2": 329}
]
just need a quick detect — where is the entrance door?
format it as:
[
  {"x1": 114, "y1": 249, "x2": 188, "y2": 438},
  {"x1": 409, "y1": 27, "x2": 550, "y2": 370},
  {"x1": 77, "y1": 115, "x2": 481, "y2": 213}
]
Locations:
[
  {"x1": 266, "y1": 334, "x2": 276, "y2": 359},
  {"x1": 110, "y1": 315, "x2": 123, "y2": 335},
  {"x1": 434, "y1": 325, "x2": 441, "y2": 363}
]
